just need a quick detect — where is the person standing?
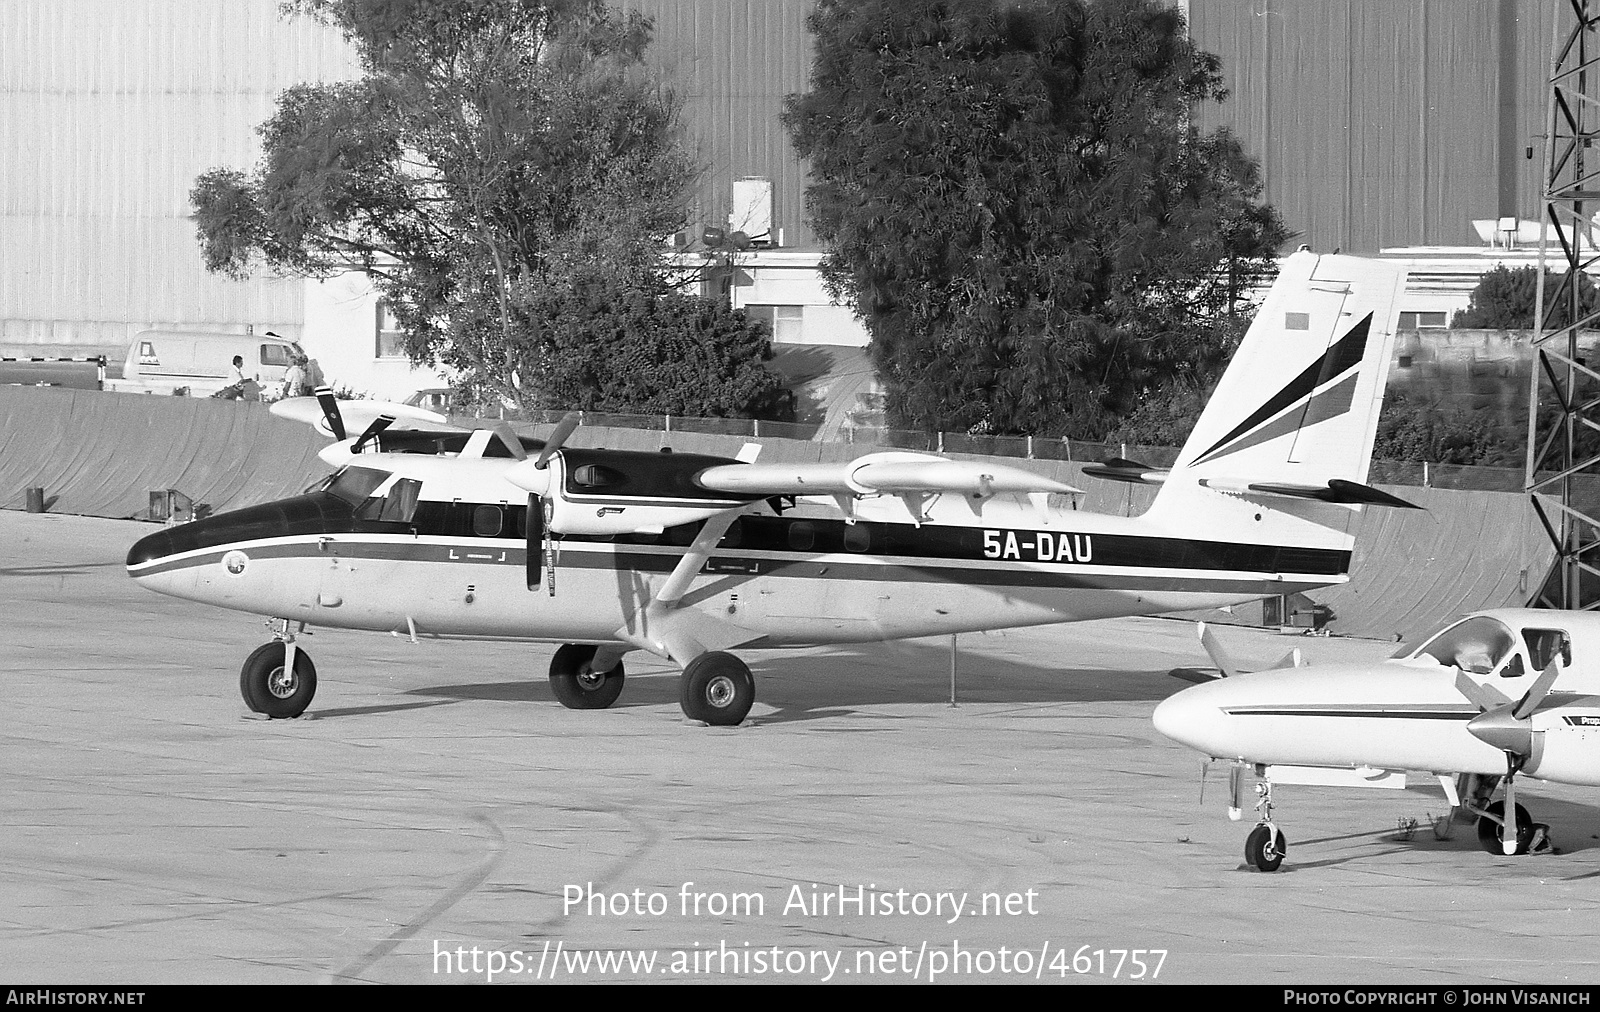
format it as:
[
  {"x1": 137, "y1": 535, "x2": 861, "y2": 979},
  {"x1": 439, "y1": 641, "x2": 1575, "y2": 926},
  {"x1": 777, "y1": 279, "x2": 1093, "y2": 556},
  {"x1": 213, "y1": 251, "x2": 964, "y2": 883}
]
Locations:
[{"x1": 283, "y1": 355, "x2": 308, "y2": 398}]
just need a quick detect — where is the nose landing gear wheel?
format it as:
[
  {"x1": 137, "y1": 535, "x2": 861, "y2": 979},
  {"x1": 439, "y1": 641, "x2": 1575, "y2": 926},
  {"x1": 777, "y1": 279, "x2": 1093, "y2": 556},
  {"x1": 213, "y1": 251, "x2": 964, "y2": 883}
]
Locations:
[
  {"x1": 548, "y1": 644, "x2": 626, "y2": 710},
  {"x1": 1245, "y1": 824, "x2": 1287, "y2": 872},
  {"x1": 679, "y1": 652, "x2": 754, "y2": 726},
  {"x1": 1475, "y1": 801, "x2": 1534, "y2": 855},
  {"x1": 240, "y1": 641, "x2": 317, "y2": 718}
]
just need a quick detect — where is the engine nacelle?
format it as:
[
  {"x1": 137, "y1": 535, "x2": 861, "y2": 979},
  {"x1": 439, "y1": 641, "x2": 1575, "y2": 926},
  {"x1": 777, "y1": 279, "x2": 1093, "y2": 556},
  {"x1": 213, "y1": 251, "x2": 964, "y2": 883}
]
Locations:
[
  {"x1": 506, "y1": 446, "x2": 760, "y2": 537},
  {"x1": 1525, "y1": 702, "x2": 1600, "y2": 787}
]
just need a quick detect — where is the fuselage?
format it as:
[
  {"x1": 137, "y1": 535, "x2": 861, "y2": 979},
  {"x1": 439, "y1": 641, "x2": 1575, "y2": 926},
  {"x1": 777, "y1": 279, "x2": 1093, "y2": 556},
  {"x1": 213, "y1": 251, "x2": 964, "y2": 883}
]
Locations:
[
  {"x1": 1154, "y1": 648, "x2": 1600, "y2": 787},
  {"x1": 125, "y1": 452, "x2": 1354, "y2": 649}
]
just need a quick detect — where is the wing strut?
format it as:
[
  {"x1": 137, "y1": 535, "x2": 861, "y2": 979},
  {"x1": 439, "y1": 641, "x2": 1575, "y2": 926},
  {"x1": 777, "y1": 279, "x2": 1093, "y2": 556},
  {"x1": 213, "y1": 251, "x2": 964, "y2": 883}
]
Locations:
[{"x1": 655, "y1": 510, "x2": 743, "y2": 607}]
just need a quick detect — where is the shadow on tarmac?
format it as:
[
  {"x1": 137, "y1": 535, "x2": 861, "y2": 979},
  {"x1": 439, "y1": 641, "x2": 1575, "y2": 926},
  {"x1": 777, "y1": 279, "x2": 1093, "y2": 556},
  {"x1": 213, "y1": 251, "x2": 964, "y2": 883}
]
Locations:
[{"x1": 401, "y1": 635, "x2": 1180, "y2": 723}]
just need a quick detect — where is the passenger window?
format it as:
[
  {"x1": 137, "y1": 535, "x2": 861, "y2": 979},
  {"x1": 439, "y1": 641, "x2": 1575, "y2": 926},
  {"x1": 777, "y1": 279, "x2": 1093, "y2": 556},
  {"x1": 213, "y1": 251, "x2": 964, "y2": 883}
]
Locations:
[
  {"x1": 844, "y1": 525, "x2": 871, "y2": 553},
  {"x1": 473, "y1": 505, "x2": 503, "y2": 537},
  {"x1": 788, "y1": 521, "x2": 815, "y2": 551}
]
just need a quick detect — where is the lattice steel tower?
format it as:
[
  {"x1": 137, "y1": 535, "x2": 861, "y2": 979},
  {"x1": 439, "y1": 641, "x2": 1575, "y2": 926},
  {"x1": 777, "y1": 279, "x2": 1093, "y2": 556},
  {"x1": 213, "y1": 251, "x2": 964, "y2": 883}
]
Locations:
[{"x1": 1530, "y1": 0, "x2": 1600, "y2": 610}]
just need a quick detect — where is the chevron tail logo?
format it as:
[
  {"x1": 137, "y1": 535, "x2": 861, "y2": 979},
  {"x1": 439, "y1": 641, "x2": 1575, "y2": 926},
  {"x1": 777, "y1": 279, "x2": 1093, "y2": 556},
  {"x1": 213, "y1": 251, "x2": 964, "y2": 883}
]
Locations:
[{"x1": 1191, "y1": 313, "x2": 1373, "y2": 467}]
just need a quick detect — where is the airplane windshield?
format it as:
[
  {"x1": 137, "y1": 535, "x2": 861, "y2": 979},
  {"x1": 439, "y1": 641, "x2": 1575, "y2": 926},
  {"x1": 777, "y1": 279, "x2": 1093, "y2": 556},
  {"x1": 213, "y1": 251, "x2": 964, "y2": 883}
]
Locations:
[
  {"x1": 325, "y1": 466, "x2": 391, "y2": 506},
  {"x1": 1410, "y1": 616, "x2": 1517, "y2": 674}
]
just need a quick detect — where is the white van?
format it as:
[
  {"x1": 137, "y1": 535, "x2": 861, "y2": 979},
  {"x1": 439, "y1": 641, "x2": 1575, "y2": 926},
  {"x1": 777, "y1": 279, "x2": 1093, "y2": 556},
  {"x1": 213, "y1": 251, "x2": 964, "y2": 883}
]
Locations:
[{"x1": 117, "y1": 331, "x2": 304, "y2": 396}]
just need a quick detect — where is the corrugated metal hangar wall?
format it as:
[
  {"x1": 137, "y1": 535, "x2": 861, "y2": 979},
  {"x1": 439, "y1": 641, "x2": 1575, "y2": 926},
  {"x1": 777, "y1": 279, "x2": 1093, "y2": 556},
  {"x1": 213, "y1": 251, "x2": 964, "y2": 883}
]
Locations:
[
  {"x1": 0, "y1": 0, "x2": 358, "y2": 354},
  {"x1": 628, "y1": 0, "x2": 816, "y2": 249},
  {"x1": 0, "y1": 0, "x2": 1564, "y2": 353},
  {"x1": 1188, "y1": 0, "x2": 1555, "y2": 254}
]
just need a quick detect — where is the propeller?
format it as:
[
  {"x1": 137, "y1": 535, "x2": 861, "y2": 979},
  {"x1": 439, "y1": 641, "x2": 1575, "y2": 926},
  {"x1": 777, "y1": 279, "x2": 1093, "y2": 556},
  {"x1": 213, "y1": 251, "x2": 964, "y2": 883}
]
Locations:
[
  {"x1": 533, "y1": 412, "x2": 581, "y2": 470},
  {"x1": 351, "y1": 414, "x2": 396, "y2": 454},
  {"x1": 1457, "y1": 657, "x2": 1563, "y2": 855},
  {"x1": 314, "y1": 386, "x2": 345, "y2": 441}
]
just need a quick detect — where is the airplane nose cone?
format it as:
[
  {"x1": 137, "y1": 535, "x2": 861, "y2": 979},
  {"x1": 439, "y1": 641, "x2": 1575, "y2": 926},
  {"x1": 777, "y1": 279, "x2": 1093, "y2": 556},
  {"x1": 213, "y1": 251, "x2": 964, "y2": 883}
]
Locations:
[
  {"x1": 1153, "y1": 684, "x2": 1229, "y2": 755},
  {"x1": 127, "y1": 527, "x2": 181, "y2": 569}
]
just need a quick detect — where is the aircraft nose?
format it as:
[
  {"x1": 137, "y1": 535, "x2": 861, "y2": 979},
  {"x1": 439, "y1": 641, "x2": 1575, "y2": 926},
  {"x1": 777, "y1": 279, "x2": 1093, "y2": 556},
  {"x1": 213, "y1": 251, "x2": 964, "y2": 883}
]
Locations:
[
  {"x1": 1152, "y1": 684, "x2": 1230, "y2": 755},
  {"x1": 127, "y1": 527, "x2": 181, "y2": 569}
]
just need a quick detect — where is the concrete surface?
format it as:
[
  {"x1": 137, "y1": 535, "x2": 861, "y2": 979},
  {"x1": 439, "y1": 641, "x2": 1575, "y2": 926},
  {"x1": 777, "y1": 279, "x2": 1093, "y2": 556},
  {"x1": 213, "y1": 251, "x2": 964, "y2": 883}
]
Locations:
[{"x1": 5, "y1": 510, "x2": 1600, "y2": 985}]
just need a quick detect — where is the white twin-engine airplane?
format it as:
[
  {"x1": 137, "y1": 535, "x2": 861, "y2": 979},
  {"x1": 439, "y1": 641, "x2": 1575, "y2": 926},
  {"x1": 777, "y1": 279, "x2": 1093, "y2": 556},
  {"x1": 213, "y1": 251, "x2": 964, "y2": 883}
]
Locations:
[
  {"x1": 1155, "y1": 611, "x2": 1600, "y2": 872},
  {"x1": 126, "y1": 249, "x2": 1411, "y2": 726}
]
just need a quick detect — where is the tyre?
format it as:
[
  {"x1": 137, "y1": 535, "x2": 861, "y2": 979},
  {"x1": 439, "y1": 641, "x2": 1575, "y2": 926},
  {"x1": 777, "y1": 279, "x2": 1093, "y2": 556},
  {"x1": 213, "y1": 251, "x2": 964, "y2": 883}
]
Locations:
[
  {"x1": 1476, "y1": 801, "x2": 1534, "y2": 855},
  {"x1": 679, "y1": 652, "x2": 754, "y2": 726},
  {"x1": 239, "y1": 641, "x2": 317, "y2": 719},
  {"x1": 548, "y1": 644, "x2": 625, "y2": 710},
  {"x1": 1245, "y1": 824, "x2": 1287, "y2": 872}
]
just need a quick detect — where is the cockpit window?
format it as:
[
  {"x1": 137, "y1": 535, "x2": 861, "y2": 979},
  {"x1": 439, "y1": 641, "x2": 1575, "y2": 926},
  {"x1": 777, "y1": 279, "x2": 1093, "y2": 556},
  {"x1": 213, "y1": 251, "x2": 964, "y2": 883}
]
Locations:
[
  {"x1": 326, "y1": 466, "x2": 391, "y2": 506},
  {"x1": 355, "y1": 477, "x2": 423, "y2": 523},
  {"x1": 1411, "y1": 616, "x2": 1517, "y2": 674}
]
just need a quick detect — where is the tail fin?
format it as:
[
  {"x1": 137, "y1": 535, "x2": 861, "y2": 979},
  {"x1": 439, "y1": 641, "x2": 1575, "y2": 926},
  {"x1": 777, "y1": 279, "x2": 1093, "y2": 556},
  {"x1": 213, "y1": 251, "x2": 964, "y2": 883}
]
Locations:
[{"x1": 1145, "y1": 250, "x2": 1407, "y2": 548}]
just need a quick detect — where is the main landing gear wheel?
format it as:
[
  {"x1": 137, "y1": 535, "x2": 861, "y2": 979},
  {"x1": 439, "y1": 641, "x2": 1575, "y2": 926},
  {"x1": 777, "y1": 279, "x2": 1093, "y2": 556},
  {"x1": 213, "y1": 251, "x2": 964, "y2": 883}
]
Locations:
[
  {"x1": 548, "y1": 644, "x2": 625, "y2": 710},
  {"x1": 240, "y1": 641, "x2": 317, "y2": 719},
  {"x1": 1245, "y1": 824, "x2": 1287, "y2": 872},
  {"x1": 679, "y1": 652, "x2": 755, "y2": 726},
  {"x1": 1476, "y1": 801, "x2": 1534, "y2": 855}
]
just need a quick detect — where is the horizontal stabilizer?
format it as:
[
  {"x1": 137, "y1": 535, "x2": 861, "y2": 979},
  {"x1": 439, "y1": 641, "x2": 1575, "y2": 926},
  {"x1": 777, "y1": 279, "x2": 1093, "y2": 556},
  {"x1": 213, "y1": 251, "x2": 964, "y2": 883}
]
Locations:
[
  {"x1": 1200, "y1": 477, "x2": 1421, "y2": 509},
  {"x1": 695, "y1": 451, "x2": 1082, "y2": 500},
  {"x1": 1197, "y1": 622, "x2": 1240, "y2": 679},
  {"x1": 1081, "y1": 457, "x2": 1169, "y2": 484}
]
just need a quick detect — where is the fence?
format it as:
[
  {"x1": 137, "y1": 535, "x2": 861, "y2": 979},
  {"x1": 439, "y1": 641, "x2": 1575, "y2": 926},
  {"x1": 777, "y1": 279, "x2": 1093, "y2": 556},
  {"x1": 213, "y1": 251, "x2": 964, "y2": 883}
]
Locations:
[{"x1": 474, "y1": 404, "x2": 1578, "y2": 495}]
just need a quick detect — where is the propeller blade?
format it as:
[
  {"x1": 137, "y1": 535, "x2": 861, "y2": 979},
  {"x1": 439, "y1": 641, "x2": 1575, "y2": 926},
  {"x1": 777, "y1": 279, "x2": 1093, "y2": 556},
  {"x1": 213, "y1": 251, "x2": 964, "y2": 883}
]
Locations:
[
  {"x1": 1454, "y1": 671, "x2": 1512, "y2": 713},
  {"x1": 489, "y1": 421, "x2": 528, "y2": 461},
  {"x1": 534, "y1": 412, "x2": 581, "y2": 470},
  {"x1": 314, "y1": 387, "x2": 345, "y2": 441},
  {"x1": 351, "y1": 414, "x2": 396, "y2": 454},
  {"x1": 1513, "y1": 657, "x2": 1562, "y2": 721},
  {"x1": 1503, "y1": 762, "x2": 1519, "y2": 856}
]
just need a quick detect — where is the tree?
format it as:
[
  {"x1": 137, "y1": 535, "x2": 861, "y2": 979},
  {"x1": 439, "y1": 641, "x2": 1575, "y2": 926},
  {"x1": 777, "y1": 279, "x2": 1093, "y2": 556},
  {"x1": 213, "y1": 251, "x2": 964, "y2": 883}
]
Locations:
[
  {"x1": 191, "y1": 0, "x2": 788, "y2": 418},
  {"x1": 1371, "y1": 390, "x2": 1524, "y2": 467},
  {"x1": 784, "y1": 0, "x2": 1288, "y2": 438},
  {"x1": 1451, "y1": 265, "x2": 1600, "y2": 330}
]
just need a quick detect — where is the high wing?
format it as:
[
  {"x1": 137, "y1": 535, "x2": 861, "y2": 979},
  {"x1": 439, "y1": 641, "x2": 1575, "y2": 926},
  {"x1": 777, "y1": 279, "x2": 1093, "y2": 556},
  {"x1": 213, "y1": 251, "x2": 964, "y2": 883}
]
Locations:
[{"x1": 693, "y1": 450, "x2": 1082, "y2": 524}]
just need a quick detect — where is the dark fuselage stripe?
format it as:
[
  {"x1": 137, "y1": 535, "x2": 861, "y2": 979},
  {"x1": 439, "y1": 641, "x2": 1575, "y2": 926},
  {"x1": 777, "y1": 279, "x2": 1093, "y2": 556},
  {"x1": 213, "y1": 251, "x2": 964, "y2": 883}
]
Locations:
[
  {"x1": 1224, "y1": 707, "x2": 1478, "y2": 720},
  {"x1": 128, "y1": 537, "x2": 1341, "y2": 595}
]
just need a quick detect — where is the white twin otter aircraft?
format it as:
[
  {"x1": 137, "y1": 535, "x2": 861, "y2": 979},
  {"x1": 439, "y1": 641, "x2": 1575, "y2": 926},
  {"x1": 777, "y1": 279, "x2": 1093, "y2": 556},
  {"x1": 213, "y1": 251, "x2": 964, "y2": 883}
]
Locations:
[{"x1": 126, "y1": 249, "x2": 1411, "y2": 728}]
